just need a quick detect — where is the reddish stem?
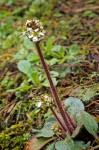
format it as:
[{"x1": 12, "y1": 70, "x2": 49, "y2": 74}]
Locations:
[
  {"x1": 35, "y1": 42, "x2": 76, "y2": 134},
  {"x1": 50, "y1": 107, "x2": 66, "y2": 134}
]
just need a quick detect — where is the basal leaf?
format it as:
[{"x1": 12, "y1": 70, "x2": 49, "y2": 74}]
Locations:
[
  {"x1": 55, "y1": 136, "x2": 76, "y2": 150},
  {"x1": 33, "y1": 116, "x2": 56, "y2": 138},
  {"x1": 64, "y1": 97, "x2": 84, "y2": 115},
  {"x1": 65, "y1": 135, "x2": 76, "y2": 150},
  {"x1": 74, "y1": 141, "x2": 90, "y2": 150},
  {"x1": 45, "y1": 142, "x2": 55, "y2": 150},
  {"x1": 55, "y1": 140, "x2": 70, "y2": 150},
  {"x1": 18, "y1": 60, "x2": 31, "y2": 75},
  {"x1": 72, "y1": 125, "x2": 83, "y2": 138},
  {"x1": 81, "y1": 111, "x2": 98, "y2": 137}
]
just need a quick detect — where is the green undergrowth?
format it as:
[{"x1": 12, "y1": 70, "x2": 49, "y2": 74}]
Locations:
[{"x1": 0, "y1": 0, "x2": 99, "y2": 149}]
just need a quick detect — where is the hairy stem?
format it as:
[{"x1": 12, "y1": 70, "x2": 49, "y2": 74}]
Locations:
[{"x1": 35, "y1": 42, "x2": 76, "y2": 134}]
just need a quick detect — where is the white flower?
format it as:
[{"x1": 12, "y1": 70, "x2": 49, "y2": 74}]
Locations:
[
  {"x1": 28, "y1": 34, "x2": 33, "y2": 39},
  {"x1": 39, "y1": 32, "x2": 44, "y2": 36},
  {"x1": 26, "y1": 20, "x2": 31, "y2": 26},
  {"x1": 27, "y1": 27, "x2": 32, "y2": 32},
  {"x1": 37, "y1": 101, "x2": 42, "y2": 108},
  {"x1": 40, "y1": 26, "x2": 44, "y2": 29},
  {"x1": 33, "y1": 36, "x2": 38, "y2": 42},
  {"x1": 34, "y1": 28, "x2": 39, "y2": 32},
  {"x1": 22, "y1": 19, "x2": 45, "y2": 42}
]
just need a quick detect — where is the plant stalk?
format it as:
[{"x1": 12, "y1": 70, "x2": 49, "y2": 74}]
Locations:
[
  {"x1": 35, "y1": 42, "x2": 76, "y2": 134},
  {"x1": 50, "y1": 107, "x2": 66, "y2": 134}
]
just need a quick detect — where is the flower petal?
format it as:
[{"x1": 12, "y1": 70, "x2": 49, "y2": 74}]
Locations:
[
  {"x1": 28, "y1": 34, "x2": 33, "y2": 39},
  {"x1": 26, "y1": 20, "x2": 32, "y2": 26},
  {"x1": 33, "y1": 36, "x2": 38, "y2": 42}
]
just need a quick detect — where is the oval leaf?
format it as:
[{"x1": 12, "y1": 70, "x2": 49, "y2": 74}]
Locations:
[
  {"x1": 69, "y1": 44, "x2": 78, "y2": 54},
  {"x1": 55, "y1": 136, "x2": 76, "y2": 150},
  {"x1": 46, "y1": 143, "x2": 55, "y2": 150},
  {"x1": 81, "y1": 111, "x2": 98, "y2": 137},
  {"x1": 33, "y1": 116, "x2": 56, "y2": 138},
  {"x1": 72, "y1": 125, "x2": 83, "y2": 138},
  {"x1": 27, "y1": 53, "x2": 39, "y2": 62},
  {"x1": 74, "y1": 141, "x2": 90, "y2": 150},
  {"x1": 55, "y1": 140, "x2": 70, "y2": 150},
  {"x1": 64, "y1": 97, "x2": 84, "y2": 115},
  {"x1": 18, "y1": 60, "x2": 31, "y2": 75}
]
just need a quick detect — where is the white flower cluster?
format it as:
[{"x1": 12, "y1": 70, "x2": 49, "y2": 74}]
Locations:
[
  {"x1": 36, "y1": 95, "x2": 53, "y2": 108},
  {"x1": 42, "y1": 95, "x2": 53, "y2": 107},
  {"x1": 22, "y1": 19, "x2": 45, "y2": 42}
]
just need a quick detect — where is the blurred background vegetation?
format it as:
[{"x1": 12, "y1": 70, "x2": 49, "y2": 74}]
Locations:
[{"x1": 0, "y1": 0, "x2": 99, "y2": 149}]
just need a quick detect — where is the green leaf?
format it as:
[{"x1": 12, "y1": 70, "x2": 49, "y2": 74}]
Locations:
[
  {"x1": 46, "y1": 143, "x2": 55, "y2": 150},
  {"x1": 33, "y1": 116, "x2": 56, "y2": 138},
  {"x1": 46, "y1": 36, "x2": 55, "y2": 51},
  {"x1": 51, "y1": 52, "x2": 60, "y2": 59},
  {"x1": 64, "y1": 97, "x2": 84, "y2": 115},
  {"x1": 12, "y1": 8, "x2": 24, "y2": 16},
  {"x1": 54, "y1": 66, "x2": 71, "y2": 78},
  {"x1": 69, "y1": 44, "x2": 78, "y2": 55},
  {"x1": 55, "y1": 135, "x2": 76, "y2": 150},
  {"x1": 0, "y1": 10, "x2": 9, "y2": 19},
  {"x1": 18, "y1": 60, "x2": 31, "y2": 75},
  {"x1": 75, "y1": 112, "x2": 84, "y2": 126},
  {"x1": 50, "y1": 71, "x2": 59, "y2": 77},
  {"x1": 65, "y1": 135, "x2": 76, "y2": 150},
  {"x1": 28, "y1": 69, "x2": 40, "y2": 85},
  {"x1": 51, "y1": 45, "x2": 65, "y2": 58},
  {"x1": 48, "y1": 58, "x2": 59, "y2": 65},
  {"x1": 81, "y1": 88, "x2": 95, "y2": 103},
  {"x1": 74, "y1": 141, "x2": 90, "y2": 150},
  {"x1": 27, "y1": 53, "x2": 39, "y2": 62},
  {"x1": 18, "y1": 60, "x2": 40, "y2": 85},
  {"x1": 42, "y1": 78, "x2": 58, "y2": 87},
  {"x1": 83, "y1": 10, "x2": 96, "y2": 18},
  {"x1": 81, "y1": 111, "x2": 98, "y2": 137},
  {"x1": 72, "y1": 125, "x2": 83, "y2": 138},
  {"x1": 7, "y1": 84, "x2": 32, "y2": 92},
  {"x1": 55, "y1": 140, "x2": 70, "y2": 150},
  {"x1": 24, "y1": 39, "x2": 34, "y2": 49}
]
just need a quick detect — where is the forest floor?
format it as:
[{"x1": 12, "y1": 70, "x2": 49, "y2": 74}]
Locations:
[{"x1": 0, "y1": 0, "x2": 99, "y2": 149}]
